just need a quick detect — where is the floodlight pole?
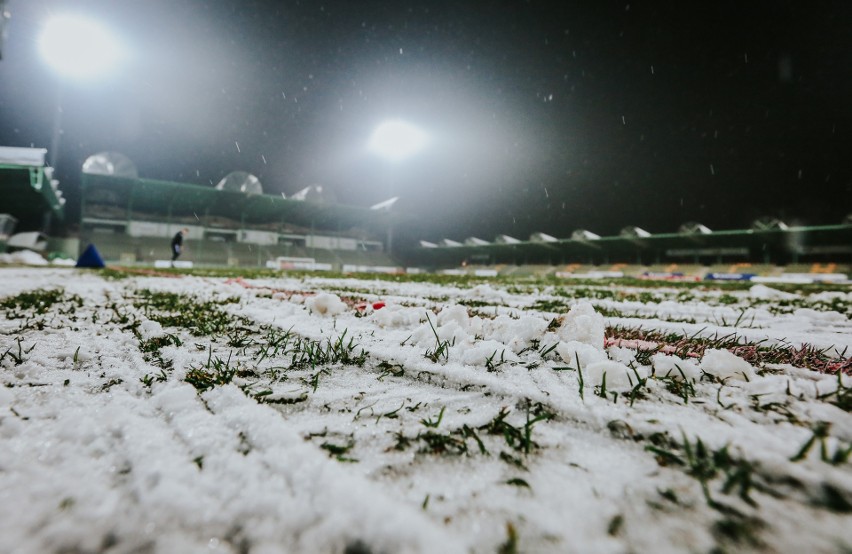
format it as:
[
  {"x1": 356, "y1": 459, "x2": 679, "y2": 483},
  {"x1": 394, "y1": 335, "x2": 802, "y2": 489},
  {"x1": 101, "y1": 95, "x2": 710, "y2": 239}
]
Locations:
[
  {"x1": 48, "y1": 86, "x2": 64, "y2": 170},
  {"x1": 386, "y1": 171, "x2": 394, "y2": 255},
  {"x1": 40, "y1": 15, "x2": 122, "y2": 172},
  {"x1": 367, "y1": 120, "x2": 427, "y2": 257}
]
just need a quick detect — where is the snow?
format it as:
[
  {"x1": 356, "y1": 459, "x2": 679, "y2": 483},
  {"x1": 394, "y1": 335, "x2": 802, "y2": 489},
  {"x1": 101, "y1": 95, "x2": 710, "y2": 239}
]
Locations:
[
  {"x1": 556, "y1": 339, "x2": 608, "y2": 368},
  {"x1": 0, "y1": 250, "x2": 49, "y2": 266},
  {"x1": 700, "y1": 348, "x2": 757, "y2": 381},
  {"x1": 749, "y1": 284, "x2": 797, "y2": 300},
  {"x1": 558, "y1": 301, "x2": 605, "y2": 347},
  {"x1": 651, "y1": 352, "x2": 702, "y2": 381},
  {"x1": 305, "y1": 292, "x2": 348, "y2": 317},
  {"x1": 1, "y1": 267, "x2": 851, "y2": 553}
]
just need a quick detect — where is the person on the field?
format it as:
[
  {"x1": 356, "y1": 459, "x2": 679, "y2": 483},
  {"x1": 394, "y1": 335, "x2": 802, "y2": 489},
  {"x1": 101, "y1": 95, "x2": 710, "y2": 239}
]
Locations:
[{"x1": 170, "y1": 228, "x2": 189, "y2": 264}]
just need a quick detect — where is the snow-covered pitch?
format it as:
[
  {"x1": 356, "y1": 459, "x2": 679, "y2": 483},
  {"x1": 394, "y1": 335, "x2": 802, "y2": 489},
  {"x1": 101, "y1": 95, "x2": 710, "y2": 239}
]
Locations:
[{"x1": 1, "y1": 267, "x2": 850, "y2": 553}]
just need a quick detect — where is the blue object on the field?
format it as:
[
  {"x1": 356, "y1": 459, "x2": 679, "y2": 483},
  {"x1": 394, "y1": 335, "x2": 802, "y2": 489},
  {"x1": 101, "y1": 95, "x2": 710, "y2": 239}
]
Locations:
[
  {"x1": 76, "y1": 244, "x2": 106, "y2": 268},
  {"x1": 705, "y1": 273, "x2": 756, "y2": 281}
]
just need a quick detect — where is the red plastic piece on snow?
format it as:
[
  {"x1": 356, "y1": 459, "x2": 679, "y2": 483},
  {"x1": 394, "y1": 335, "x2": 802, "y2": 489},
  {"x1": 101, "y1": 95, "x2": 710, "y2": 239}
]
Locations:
[{"x1": 372, "y1": 301, "x2": 386, "y2": 310}]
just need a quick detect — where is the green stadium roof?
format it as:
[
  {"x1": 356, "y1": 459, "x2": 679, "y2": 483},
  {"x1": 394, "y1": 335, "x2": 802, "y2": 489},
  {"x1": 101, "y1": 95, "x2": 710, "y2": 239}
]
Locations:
[
  {"x1": 410, "y1": 224, "x2": 852, "y2": 266},
  {"x1": 82, "y1": 173, "x2": 395, "y2": 233},
  {"x1": 0, "y1": 163, "x2": 65, "y2": 222}
]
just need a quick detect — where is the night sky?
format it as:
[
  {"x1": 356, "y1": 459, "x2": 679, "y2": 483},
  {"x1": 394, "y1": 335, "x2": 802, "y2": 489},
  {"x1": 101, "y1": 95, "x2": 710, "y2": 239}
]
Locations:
[{"x1": 1, "y1": 1, "x2": 850, "y2": 241}]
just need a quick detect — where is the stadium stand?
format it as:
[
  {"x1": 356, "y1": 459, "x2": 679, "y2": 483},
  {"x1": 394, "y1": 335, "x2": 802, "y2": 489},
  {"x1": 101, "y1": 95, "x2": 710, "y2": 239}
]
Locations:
[
  {"x1": 409, "y1": 222, "x2": 852, "y2": 272},
  {"x1": 0, "y1": 147, "x2": 65, "y2": 238},
  {"x1": 6, "y1": 145, "x2": 850, "y2": 280},
  {"x1": 80, "y1": 171, "x2": 397, "y2": 270}
]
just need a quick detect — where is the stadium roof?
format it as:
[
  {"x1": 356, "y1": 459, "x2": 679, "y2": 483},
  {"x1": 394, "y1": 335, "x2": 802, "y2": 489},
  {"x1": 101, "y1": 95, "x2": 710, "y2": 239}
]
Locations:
[
  {"x1": 409, "y1": 223, "x2": 852, "y2": 266},
  {"x1": 0, "y1": 147, "x2": 65, "y2": 223},
  {"x1": 82, "y1": 173, "x2": 394, "y2": 233}
]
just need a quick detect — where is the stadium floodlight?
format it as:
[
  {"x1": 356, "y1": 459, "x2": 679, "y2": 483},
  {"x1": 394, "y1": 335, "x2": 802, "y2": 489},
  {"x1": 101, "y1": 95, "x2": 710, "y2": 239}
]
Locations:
[
  {"x1": 39, "y1": 14, "x2": 123, "y2": 80},
  {"x1": 368, "y1": 120, "x2": 429, "y2": 163}
]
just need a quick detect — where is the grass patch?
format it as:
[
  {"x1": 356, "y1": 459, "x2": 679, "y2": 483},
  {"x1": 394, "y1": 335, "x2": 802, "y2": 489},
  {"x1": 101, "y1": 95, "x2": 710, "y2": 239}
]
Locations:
[
  {"x1": 134, "y1": 290, "x2": 244, "y2": 337},
  {"x1": 1, "y1": 288, "x2": 68, "y2": 315},
  {"x1": 646, "y1": 432, "x2": 761, "y2": 511}
]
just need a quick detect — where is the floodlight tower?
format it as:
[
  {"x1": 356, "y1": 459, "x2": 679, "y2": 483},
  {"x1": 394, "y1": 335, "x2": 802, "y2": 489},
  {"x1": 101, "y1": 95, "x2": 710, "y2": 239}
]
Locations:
[
  {"x1": 367, "y1": 120, "x2": 428, "y2": 254},
  {"x1": 38, "y1": 14, "x2": 123, "y2": 168}
]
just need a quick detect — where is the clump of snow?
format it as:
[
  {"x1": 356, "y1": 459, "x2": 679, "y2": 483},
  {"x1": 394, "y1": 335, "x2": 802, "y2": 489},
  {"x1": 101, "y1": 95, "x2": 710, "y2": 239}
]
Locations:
[
  {"x1": 743, "y1": 374, "x2": 791, "y2": 398},
  {"x1": 700, "y1": 348, "x2": 756, "y2": 381},
  {"x1": 151, "y1": 382, "x2": 201, "y2": 416},
  {"x1": 437, "y1": 304, "x2": 470, "y2": 330},
  {"x1": 56, "y1": 347, "x2": 93, "y2": 363},
  {"x1": 808, "y1": 291, "x2": 852, "y2": 303},
  {"x1": 0, "y1": 250, "x2": 48, "y2": 266},
  {"x1": 409, "y1": 309, "x2": 473, "y2": 350},
  {"x1": 583, "y1": 360, "x2": 646, "y2": 389},
  {"x1": 558, "y1": 301, "x2": 604, "y2": 348},
  {"x1": 50, "y1": 258, "x2": 77, "y2": 267},
  {"x1": 483, "y1": 315, "x2": 548, "y2": 353},
  {"x1": 370, "y1": 305, "x2": 424, "y2": 328},
  {"x1": 305, "y1": 293, "x2": 347, "y2": 316},
  {"x1": 0, "y1": 385, "x2": 12, "y2": 407},
  {"x1": 459, "y1": 340, "x2": 520, "y2": 366},
  {"x1": 436, "y1": 320, "x2": 470, "y2": 347},
  {"x1": 465, "y1": 284, "x2": 505, "y2": 303},
  {"x1": 792, "y1": 308, "x2": 848, "y2": 324},
  {"x1": 606, "y1": 346, "x2": 637, "y2": 366},
  {"x1": 556, "y1": 340, "x2": 608, "y2": 369},
  {"x1": 651, "y1": 353, "x2": 702, "y2": 381},
  {"x1": 750, "y1": 284, "x2": 797, "y2": 300},
  {"x1": 138, "y1": 320, "x2": 165, "y2": 341}
]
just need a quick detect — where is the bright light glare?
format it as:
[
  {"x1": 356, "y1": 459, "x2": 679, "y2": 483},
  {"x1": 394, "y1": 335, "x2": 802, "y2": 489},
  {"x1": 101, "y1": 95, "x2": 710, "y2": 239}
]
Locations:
[
  {"x1": 368, "y1": 120, "x2": 429, "y2": 163},
  {"x1": 39, "y1": 15, "x2": 123, "y2": 80}
]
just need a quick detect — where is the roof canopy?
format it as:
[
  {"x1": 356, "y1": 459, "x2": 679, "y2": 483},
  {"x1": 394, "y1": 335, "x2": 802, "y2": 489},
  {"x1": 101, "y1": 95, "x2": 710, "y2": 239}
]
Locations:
[
  {"x1": 0, "y1": 156, "x2": 65, "y2": 222},
  {"x1": 82, "y1": 173, "x2": 390, "y2": 233},
  {"x1": 411, "y1": 223, "x2": 852, "y2": 266}
]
